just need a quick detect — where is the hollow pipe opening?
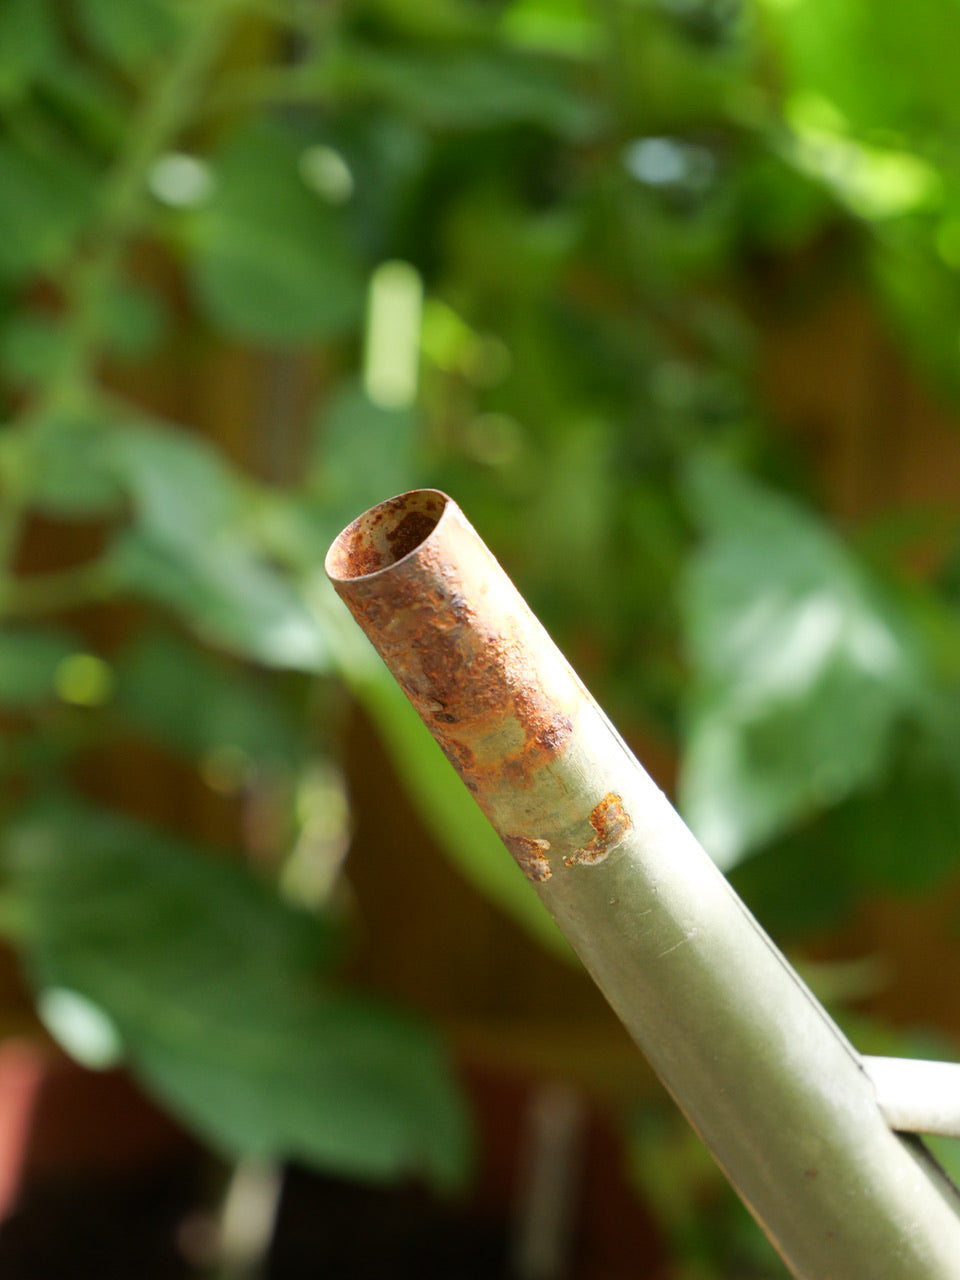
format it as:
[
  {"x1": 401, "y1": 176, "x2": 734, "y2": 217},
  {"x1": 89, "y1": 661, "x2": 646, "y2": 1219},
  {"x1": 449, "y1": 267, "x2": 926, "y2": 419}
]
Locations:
[{"x1": 324, "y1": 489, "x2": 449, "y2": 582}]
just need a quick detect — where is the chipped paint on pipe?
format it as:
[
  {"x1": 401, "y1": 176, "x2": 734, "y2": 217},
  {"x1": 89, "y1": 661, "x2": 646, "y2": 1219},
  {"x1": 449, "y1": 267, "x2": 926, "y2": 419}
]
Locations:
[{"x1": 326, "y1": 490, "x2": 960, "y2": 1280}]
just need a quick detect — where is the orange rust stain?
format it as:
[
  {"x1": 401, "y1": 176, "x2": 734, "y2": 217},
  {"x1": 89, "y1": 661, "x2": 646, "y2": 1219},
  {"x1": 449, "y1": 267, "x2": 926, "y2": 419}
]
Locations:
[
  {"x1": 565, "y1": 793, "x2": 632, "y2": 867},
  {"x1": 380, "y1": 574, "x2": 567, "y2": 767},
  {"x1": 503, "y1": 835, "x2": 552, "y2": 882},
  {"x1": 344, "y1": 539, "x2": 385, "y2": 578},
  {"x1": 345, "y1": 533, "x2": 576, "y2": 795},
  {"x1": 512, "y1": 687, "x2": 574, "y2": 756},
  {"x1": 435, "y1": 734, "x2": 477, "y2": 777}
]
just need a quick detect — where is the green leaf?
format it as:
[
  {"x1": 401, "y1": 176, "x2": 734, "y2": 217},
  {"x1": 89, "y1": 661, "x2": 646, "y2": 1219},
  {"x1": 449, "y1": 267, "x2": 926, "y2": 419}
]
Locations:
[
  {"x1": 500, "y1": 0, "x2": 603, "y2": 58},
  {"x1": 763, "y1": 0, "x2": 960, "y2": 142},
  {"x1": 100, "y1": 281, "x2": 168, "y2": 360},
  {"x1": 0, "y1": 314, "x2": 69, "y2": 388},
  {"x1": 106, "y1": 422, "x2": 329, "y2": 670},
  {"x1": 109, "y1": 421, "x2": 244, "y2": 550},
  {"x1": 350, "y1": 0, "x2": 488, "y2": 42},
  {"x1": 309, "y1": 379, "x2": 419, "y2": 536},
  {"x1": 16, "y1": 413, "x2": 124, "y2": 518},
  {"x1": 829, "y1": 718, "x2": 960, "y2": 894},
  {"x1": 735, "y1": 148, "x2": 834, "y2": 252},
  {"x1": 110, "y1": 530, "x2": 328, "y2": 672},
  {"x1": 0, "y1": 0, "x2": 60, "y2": 100},
  {"x1": 0, "y1": 626, "x2": 80, "y2": 707},
  {"x1": 333, "y1": 44, "x2": 600, "y2": 138},
  {"x1": 37, "y1": 60, "x2": 128, "y2": 151},
  {"x1": 868, "y1": 229, "x2": 960, "y2": 403},
  {"x1": 0, "y1": 139, "x2": 96, "y2": 280},
  {"x1": 76, "y1": 0, "x2": 182, "y2": 71},
  {"x1": 0, "y1": 284, "x2": 164, "y2": 385},
  {"x1": 114, "y1": 630, "x2": 300, "y2": 765},
  {"x1": 5, "y1": 800, "x2": 470, "y2": 1190},
  {"x1": 679, "y1": 458, "x2": 923, "y2": 867},
  {"x1": 190, "y1": 121, "x2": 365, "y2": 344},
  {"x1": 730, "y1": 822, "x2": 859, "y2": 940}
]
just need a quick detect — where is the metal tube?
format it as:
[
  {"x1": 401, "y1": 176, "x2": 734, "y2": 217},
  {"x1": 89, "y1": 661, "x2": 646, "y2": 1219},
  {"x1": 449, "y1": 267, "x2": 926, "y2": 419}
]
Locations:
[
  {"x1": 865, "y1": 1057, "x2": 960, "y2": 1139},
  {"x1": 325, "y1": 489, "x2": 960, "y2": 1279}
]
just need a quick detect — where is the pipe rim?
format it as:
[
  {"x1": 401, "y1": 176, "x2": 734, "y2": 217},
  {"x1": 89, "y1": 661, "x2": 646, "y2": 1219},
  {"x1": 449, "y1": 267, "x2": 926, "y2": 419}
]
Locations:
[{"x1": 324, "y1": 488, "x2": 452, "y2": 584}]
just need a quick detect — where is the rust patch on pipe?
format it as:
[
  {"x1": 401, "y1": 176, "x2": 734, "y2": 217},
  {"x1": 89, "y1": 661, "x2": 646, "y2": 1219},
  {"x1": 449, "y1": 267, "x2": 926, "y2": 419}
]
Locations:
[
  {"x1": 326, "y1": 490, "x2": 580, "y2": 805},
  {"x1": 342, "y1": 542, "x2": 386, "y2": 579},
  {"x1": 565, "y1": 793, "x2": 632, "y2": 867},
  {"x1": 503, "y1": 835, "x2": 553, "y2": 883},
  {"x1": 386, "y1": 509, "x2": 441, "y2": 560}
]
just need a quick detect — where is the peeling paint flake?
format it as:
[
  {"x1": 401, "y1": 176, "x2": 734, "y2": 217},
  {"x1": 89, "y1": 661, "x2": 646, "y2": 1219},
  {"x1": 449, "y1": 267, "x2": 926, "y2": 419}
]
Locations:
[
  {"x1": 565, "y1": 792, "x2": 632, "y2": 868},
  {"x1": 504, "y1": 834, "x2": 552, "y2": 882}
]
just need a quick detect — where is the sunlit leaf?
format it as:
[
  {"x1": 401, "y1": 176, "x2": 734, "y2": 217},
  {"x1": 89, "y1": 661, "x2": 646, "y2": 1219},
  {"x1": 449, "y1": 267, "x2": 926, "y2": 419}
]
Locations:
[
  {"x1": 109, "y1": 421, "x2": 243, "y2": 548},
  {"x1": 110, "y1": 530, "x2": 328, "y2": 672},
  {"x1": 679, "y1": 458, "x2": 923, "y2": 867},
  {"x1": 500, "y1": 0, "x2": 603, "y2": 58},
  {"x1": 762, "y1": 0, "x2": 960, "y2": 142},
  {"x1": 100, "y1": 421, "x2": 327, "y2": 670},
  {"x1": 5, "y1": 800, "x2": 470, "y2": 1190}
]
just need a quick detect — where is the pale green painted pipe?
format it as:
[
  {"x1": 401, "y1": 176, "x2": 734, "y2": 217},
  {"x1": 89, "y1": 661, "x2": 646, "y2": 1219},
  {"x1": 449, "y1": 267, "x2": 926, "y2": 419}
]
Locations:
[
  {"x1": 325, "y1": 489, "x2": 960, "y2": 1279},
  {"x1": 866, "y1": 1057, "x2": 960, "y2": 1139}
]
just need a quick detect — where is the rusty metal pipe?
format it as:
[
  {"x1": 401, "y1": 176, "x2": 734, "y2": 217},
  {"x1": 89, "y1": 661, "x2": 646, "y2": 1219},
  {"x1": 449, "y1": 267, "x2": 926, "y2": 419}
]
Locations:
[{"x1": 325, "y1": 489, "x2": 960, "y2": 1280}]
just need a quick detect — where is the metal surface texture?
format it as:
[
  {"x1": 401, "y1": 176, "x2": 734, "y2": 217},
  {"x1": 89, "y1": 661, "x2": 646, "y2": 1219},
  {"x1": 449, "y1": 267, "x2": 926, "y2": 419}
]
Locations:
[{"x1": 326, "y1": 489, "x2": 960, "y2": 1279}]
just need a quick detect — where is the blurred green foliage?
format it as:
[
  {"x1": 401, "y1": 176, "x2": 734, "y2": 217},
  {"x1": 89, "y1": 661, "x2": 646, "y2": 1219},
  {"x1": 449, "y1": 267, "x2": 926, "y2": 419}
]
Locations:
[
  {"x1": 1, "y1": 0, "x2": 960, "y2": 1264},
  {"x1": 9, "y1": 797, "x2": 466, "y2": 1188}
]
